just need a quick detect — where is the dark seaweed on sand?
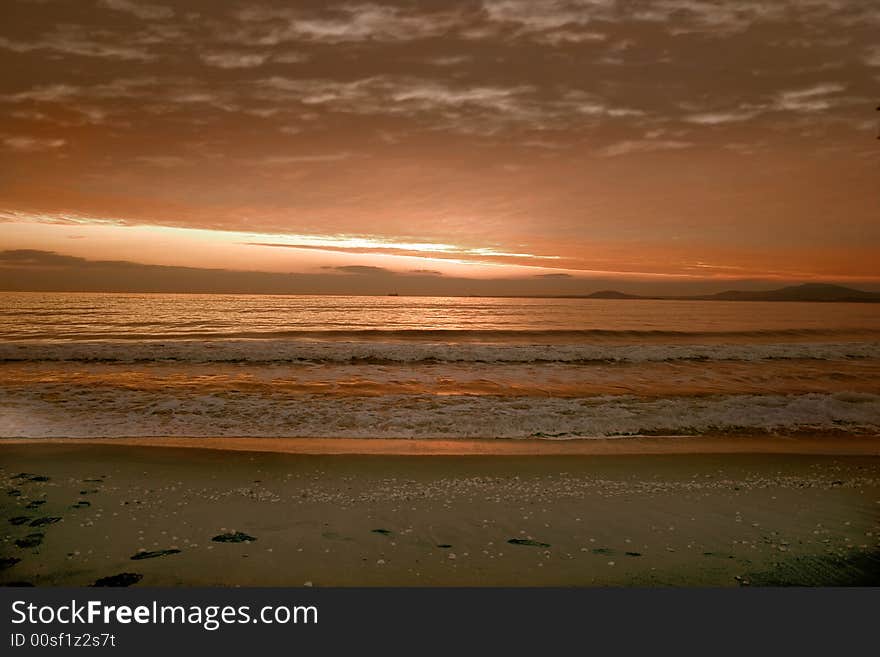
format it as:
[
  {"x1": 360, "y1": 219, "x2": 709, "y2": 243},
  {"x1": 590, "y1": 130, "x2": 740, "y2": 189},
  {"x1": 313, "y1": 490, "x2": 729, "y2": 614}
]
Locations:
[
  {"x1": 131, "y1": 549, "x2": 181, "y2": 560},
  {"x1": 508, "y1": 538, "x2": 551, "y2": 548},
  {"x1": 93, "y1": 573, "x2": 143, "y2": 587},
  {"x1": 212, "y1": 531, "x2": 256, "y2": 543},
  {"x1": 15, "y1": 533, "x2": 44, "y2": 549},
  {"x1": 29, "y1": 516, "x2": 62, "y2": 527},
  {"x1": 13, "y1": 473, "x2": 50, "y2": 482}
]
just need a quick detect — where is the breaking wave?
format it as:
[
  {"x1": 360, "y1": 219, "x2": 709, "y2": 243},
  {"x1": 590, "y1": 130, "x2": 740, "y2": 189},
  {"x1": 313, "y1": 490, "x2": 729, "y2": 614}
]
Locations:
[
  {"x1": 0, "y1": 340, "x2": 877, "y2": 364},
  {"x1": 1, "y1": 390, "x2": 877, "y2": 439}
]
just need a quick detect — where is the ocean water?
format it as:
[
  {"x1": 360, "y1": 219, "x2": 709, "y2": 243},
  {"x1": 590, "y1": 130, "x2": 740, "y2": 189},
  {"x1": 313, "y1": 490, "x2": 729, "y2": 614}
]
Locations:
[{"x1": 1, "y1": 292, "x2": 879, "y2": 439}]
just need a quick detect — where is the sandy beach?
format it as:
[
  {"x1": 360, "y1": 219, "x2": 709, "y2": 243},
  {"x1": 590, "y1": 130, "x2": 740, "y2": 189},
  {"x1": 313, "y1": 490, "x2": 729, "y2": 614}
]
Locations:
[{"x1": 2, "y1": 436, "x2": 879, "y2": 587}]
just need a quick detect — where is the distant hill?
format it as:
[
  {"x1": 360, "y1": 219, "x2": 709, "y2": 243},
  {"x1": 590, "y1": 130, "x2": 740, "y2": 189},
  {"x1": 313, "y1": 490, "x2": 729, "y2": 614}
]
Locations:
[
  {"x1": 580, "y1": 283, "x2": 880, "y2": 302},
  {"x1": 584, "y1": 290, "x2": 645, "y2": 299},
  {"x1": 701, "y1": 283, "x2": 880, "y2": 302}
]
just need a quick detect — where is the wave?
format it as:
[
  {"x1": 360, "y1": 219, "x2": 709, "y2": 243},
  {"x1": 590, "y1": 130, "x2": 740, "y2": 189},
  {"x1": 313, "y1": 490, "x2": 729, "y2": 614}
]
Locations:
[
  {"x1": 2, "y1": 391, "x2": 877, "y2": 439},
  {"x1": 2, "y1": 327, "x2": 878, "y2": 342},
  {"x1": 0, "y1": 340, "x2": 877, "y2": 364}
]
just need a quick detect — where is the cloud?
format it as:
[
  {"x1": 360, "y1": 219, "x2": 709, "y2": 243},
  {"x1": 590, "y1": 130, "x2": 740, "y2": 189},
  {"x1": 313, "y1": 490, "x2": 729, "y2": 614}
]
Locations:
[
  {"x1": 200, "y1": 51, "x2": 270, "y2": 69},
  {"x1": 273, "y1": 52, "x2": 310, "y2": 64},
  {"x1": 683, "y1": 110, "x2": 761, "y2": 125},
  {"x1": 134, "y1": 155, "x2": 187, "y2": 167},
  {"x1": 481, "y1": 1, "x2": 615, "y2": 45},
  {"x1": 4, "y1": 73, "x2": 642, "y2": 137},
  {"x1": 98, "y1": 0, "x2": 173, "y2": 20},
  {"x1": 682, "y1": 83, "x2": 857, "y2": 128},
  {"x1": 0, "y1": 248, "x2": 139, "y2": 270},
  {"x1": 534, "y1": 272, "x2": 572, "y2": 278},
  {"x1": 409, "y1": 269, "x2": 443, "y2": 275},
  {"x1": 426, "y1": 55, "x2": 473, "y2": 66},
  {"x1": 864, "y1": 46, "x2": 880, "y2": 67},
  {"x1": 645, "y1": 1, "x2": 783, "y2": 34},
  {"x1": 257, "y1": 76, "x2": 534, "y2": 114},
  {"x1": 9, "y1": 83, "x2": 83, "y2": 103},
  {"x1": 252, "y1": 152, "x2": 357, "y2": 166},
  {"x1": 247, "y1": 241, "x2": 456, "y2": 260},
  {"x1": 522, "y1": 139, "x2": 569, "y2": 150},
  {"x1": 232, "y1": 4, "x2": 459, "y2": 45},
  {"x1": 254, "y1": 76, "x2": 641, "y2": 134},
  {"x1": 772, "y1": 83, "x2": 847, "y2": 112},
  {"x1": 555, "y1": 88, "x2": 645, "y2": 118},
  {"x1": 243, "y1": 239, "x2": 559, "y2": 267},
  {"x1": 478, "y1": 0, "x2": 880, "y2": 46},
  {"x1": 2, "y1": 136, "x2": 66, "y2": 152},
  {"x1": 483, "y1": 0, "x2": 612, "y2": 31},
  {"x1": 0, "y1": 209, "x2": 126, "y2": 226},
  {"x1": 0, "y1": 249, "x2": 88, "y2": 267},
  {"x1": 533, "y1": 29, "x2": 606, "y2": 46},
  {"x1": 0, "y1": 29, "x2": 156, "y2": 61},
  {"x1": 322, "y1": 265, "x2": 394, "y2": 275},
  {"x1": 253, "y1": 76, "x2": 543, "y2": 134},
  {"x1": 598, "y1": 139, "x2": 692, "y2": 157}
]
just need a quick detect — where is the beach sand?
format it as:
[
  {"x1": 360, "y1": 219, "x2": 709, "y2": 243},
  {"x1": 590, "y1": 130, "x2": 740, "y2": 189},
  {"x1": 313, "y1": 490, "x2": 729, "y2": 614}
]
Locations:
[{"x1": 2, "y1": 436, "x2": 879, "y2": 587}]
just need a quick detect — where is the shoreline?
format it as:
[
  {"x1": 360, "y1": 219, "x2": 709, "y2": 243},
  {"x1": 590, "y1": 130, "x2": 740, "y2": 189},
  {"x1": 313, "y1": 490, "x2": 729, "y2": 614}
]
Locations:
[{"x1": 1, "y1": 433, "x2": 879, "y2": 457}]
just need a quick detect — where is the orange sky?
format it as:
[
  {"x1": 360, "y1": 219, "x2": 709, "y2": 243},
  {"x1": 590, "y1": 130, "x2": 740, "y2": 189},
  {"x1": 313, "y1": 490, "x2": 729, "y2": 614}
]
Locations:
[{"x1": 1, "y1": 0, "x2": 878, "y2": 294}]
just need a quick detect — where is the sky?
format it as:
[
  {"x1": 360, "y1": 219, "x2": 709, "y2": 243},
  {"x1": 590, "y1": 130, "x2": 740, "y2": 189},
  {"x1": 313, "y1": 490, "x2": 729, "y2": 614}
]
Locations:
[{"x1": 0, "y1": 0, "x2": 878, "y2": 295}]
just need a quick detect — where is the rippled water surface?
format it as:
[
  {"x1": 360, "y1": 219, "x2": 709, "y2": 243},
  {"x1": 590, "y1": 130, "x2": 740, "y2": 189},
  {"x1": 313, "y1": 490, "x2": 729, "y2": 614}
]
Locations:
[{"x1": 2, "y1": 292, "x2": 879, "y2": 439}]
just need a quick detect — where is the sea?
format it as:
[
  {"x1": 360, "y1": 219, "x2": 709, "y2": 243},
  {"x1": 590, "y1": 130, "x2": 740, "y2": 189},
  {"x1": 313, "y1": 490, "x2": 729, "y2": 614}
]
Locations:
[{"x1": 1, "y1": 292, "x2": 879, "y2": 440}]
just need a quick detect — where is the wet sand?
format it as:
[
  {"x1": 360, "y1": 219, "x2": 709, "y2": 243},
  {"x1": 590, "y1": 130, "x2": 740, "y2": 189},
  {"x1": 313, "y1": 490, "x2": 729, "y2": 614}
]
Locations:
[
  {"x1": 3, "y1": 433, "x2": 880, "y2": 456},
  {"x1": 1, "y1": 437, "x2": 879, "y2": 587}
]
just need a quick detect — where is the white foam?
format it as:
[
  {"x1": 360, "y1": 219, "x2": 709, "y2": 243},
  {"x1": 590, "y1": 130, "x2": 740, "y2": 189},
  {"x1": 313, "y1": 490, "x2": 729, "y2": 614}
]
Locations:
[{"x1": 1, "y1": 389, "x2": 878, "y2": 439}]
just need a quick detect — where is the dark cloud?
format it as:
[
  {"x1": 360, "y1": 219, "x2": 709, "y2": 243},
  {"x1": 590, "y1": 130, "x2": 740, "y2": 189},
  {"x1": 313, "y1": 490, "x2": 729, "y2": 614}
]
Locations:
[
  {"x1": 410, "y1": 269, "x2": 443, "y2": 276},
  {"x1": 321, "y1": 265, "x2": 394, "y2": 275},
  {"x1": 3, "y1": 250, "x2": 878, "y2": 296},
  {"x1": 534, "y1": 273, "x2": 572, "y2": 278},
  {"x1": 0, "y1": 249, "x2": 87, "y2": 266},
  {"x1": 0, "y1": 249, "x2": 140, "y2": 269}
]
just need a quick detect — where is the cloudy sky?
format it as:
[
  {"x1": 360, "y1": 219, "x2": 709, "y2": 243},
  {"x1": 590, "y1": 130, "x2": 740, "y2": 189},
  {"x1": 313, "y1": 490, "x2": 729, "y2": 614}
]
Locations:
[{"x1": 1, "y1": 0, "x2": 878, "y2": 294}]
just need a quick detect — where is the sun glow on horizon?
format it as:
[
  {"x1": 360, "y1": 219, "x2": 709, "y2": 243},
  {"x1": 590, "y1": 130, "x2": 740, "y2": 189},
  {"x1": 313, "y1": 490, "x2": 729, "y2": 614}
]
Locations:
[
  {"x1": 0, "y1": 211, "x2": 577, "y2": 280},
  {"x1": 3, "y1": 207, "x2": 880, "y2": 290}
]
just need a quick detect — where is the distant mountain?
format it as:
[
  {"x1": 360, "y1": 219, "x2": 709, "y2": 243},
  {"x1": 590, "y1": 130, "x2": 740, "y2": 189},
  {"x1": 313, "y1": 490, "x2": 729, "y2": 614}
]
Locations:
[
  {"x1": 584, "y1": 290, "x2": 645, "y2": 299},
  {"x1": 579, "y1": 283, "x2": 880, "y2": 302},
  {"x1": 702, "y1": 283, "x2": 880, "y2": 302}
]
